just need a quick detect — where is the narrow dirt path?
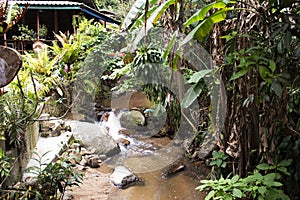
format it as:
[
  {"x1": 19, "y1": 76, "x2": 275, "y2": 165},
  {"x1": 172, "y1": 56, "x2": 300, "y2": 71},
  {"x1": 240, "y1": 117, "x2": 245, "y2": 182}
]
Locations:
[{"x1": 66, "y1": 165, "x2": 114, "y2": 200}]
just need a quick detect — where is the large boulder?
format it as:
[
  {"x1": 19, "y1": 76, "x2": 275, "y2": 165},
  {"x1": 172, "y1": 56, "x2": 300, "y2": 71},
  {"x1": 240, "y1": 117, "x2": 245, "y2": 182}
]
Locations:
[
  {"x1": 119, "y1": 110, "x2": 145, "y2": 129},
  {"x1": 73, "y1": 121, "x2": 120, "y2": 157}
]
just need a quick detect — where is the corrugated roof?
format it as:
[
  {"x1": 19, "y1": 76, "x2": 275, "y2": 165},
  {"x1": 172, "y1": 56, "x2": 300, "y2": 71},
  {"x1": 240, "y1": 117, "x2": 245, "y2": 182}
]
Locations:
[
  {"x1": 8, "y1": 1, "x2": 82, "y2": 6},
  {"x1": 7, "y1": 0, "x2": 121, "y2": 25},
  {"x1": 8, "y1": 0, "x2": 96, "y2": 8}
]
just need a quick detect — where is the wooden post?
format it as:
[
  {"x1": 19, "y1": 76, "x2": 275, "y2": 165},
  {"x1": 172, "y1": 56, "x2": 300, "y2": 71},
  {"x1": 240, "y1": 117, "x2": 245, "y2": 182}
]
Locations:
[
  {"x1": 54, "y1": 10, "x2": 58, "y2": 33},
  {"x1": 3, "y1": 33, "x2": 7, "y2": 46},
  {"x1": 37, "y1": 11, "x2": 40, "y2": 40}
]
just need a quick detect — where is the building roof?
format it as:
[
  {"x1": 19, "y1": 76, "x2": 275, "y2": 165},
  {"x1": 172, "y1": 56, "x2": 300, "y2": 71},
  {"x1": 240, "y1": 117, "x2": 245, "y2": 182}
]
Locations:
[
  {"x1": 7, "y1": 0, "x2": 120, "y2": 25},
  {"x1": 9, "y1": 0, "x2": 96, "y2": 8}
]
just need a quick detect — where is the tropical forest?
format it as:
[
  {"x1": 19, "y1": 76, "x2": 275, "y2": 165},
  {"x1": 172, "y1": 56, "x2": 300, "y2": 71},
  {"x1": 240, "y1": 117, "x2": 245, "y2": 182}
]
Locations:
[{"x1": 0, "y1": 0, "x2": 299, "y2": 199}]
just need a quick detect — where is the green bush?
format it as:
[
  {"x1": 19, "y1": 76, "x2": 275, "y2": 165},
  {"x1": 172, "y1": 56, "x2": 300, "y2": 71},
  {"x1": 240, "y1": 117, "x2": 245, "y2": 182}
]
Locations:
[{"x1": 198, "y1": 160, "x2": 292, "y2": 200}]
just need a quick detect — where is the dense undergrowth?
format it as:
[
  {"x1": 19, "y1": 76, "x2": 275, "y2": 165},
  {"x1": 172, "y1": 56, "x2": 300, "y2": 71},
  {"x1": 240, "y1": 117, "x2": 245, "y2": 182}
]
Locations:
[{"x1": 0, "y1": 0, "x2": 299, "y2": 199}]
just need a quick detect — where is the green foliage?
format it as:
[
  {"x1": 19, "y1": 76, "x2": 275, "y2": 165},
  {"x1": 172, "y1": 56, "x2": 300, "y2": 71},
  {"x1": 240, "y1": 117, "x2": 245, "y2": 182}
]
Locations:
[
  {"x1": 77, "y1": 19, "x2": 109, "y2": 49},
  {"x1": 182, "y1": 0, "x2": 235, "y2": 45},
  {"x1": 256, "y1": 159, "x2": 292, "y2": 177},
  {"x1": 198, "y1": 159, "x2": 292, "y2": 199},
  {"x1": 53, "y1": 18, "x2": 109, "y2": 81},
  {"x1": 0, "y1": 148, "x2": 11, "y2": 179},
  {"x1": 122, "y1": 0, "x2": 158, "y2": 30},
  {"x1": 0, "y1": 90, "x2": 37, "y2": 149},
  {"x1": 52, "y1": 32, "x2": 82, "y2": 66},
  {"x1": 209, "y1": 151, "x2": 228, "y2": 179},
  {"x1": 182, "y1": 69, "x2": 212, "y2": 108},
  {"x1": 12, "y1": 24, "x2": 36, "y2": 40},
  {"x1": 21, "y1": 48, "x2": 60, "y2": 97},
  {"x1": 123, "y1": 0, "x2": 176, "y2": 48},
  {"x1": 38, "y1": 24, "x2": 48, "y2": 38},
  {"x1": 95, "y1": 0, "x2": 131, "y2": 17},
  {"x1": 198, "y1": 160, "x2": 292, "y2": 200},
  {"x1": 1, "y1": 151, "x2": 83, "y2": 199},
  {"x1": 29, "y1": 154, "x2": 83, "y2": 199},
  {"x1": 276, "y1": 135, "x2": 300, "y2": 197},
  {"x1": 197, "y1": 171, "x2": 290, "y2": 200}
]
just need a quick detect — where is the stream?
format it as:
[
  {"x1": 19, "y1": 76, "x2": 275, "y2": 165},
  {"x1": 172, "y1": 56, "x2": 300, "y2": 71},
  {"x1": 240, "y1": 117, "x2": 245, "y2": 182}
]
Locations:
[{"x1": 97, "y1": 110, "x2": 207, "y2": 200}]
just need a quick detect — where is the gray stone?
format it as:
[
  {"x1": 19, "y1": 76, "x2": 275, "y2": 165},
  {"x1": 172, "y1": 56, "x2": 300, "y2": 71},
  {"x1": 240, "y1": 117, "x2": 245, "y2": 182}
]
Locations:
[
  {"x1": 198, "y1": 133, "x2": 218, "y2": 160},
  {"x1": 110, "y1": 166, "x2": 140, "y2": 189},
  {"x1": 87, "y1": 155, "x2": 100, "y2": 168},
  {"x1": 73, "y1": 121, "x2": 120, "y2": 157},
  {"x1": 98, "y1": 154, "x2": 107, "y2": 161},
  {"x1": 119, "y1": 110, "x2": 145, "y2": 129}
]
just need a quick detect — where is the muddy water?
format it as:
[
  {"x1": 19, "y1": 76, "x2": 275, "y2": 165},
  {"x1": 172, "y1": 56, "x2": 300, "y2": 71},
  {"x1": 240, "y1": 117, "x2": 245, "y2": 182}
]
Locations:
[
  {"x1": 108, "y1": 169, "x2": 205, "y2": 200},
  {"x1": 71, "y1": 92, "x2": 208, "y2": 200},
  {"x1": 102, "y1": 110, "x2": 207, "y2": 200}
]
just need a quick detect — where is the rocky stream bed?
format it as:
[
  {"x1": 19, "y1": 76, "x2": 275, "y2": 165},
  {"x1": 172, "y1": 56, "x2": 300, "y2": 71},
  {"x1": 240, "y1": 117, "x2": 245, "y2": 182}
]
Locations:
[{"x1": 23, "y1": 107, "x2": 215, "y2": 200}]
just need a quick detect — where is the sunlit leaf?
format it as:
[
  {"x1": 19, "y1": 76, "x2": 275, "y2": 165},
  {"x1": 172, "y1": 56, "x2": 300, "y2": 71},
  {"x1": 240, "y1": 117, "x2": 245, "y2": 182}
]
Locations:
[
  {"x1": 269, "y1": 60, "x2": 276, "y2": 72},
  {"x1": 278, "y1": 159, "x2": 292, "y2": 167},
  {"x1": 233, "y1": 188, "x2": 243, "y2": 198},
  {"x1": 182, "y1": 83, "x2": 203, "y2": 108},
  {"x1": 188, "y1": 69, "x2": 212, "y2": 83},
  {"x1": 256, "y1": 163, "x2": 270, "y2": 170},
  {"x1": 182, "y1": 8, "x2": 233, "y2": 45},
  {"x1": 205, "y1": 190, "x2": 216, "y2": 200},
  {"x1": 162, "y1": 31, "x2": 177, "y2": 60},
  {"x1": 184, "y1": 0, "x2": 229, "y2": 27}
]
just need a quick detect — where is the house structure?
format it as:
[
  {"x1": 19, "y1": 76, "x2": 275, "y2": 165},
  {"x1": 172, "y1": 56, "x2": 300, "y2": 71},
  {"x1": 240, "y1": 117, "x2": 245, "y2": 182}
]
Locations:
[{"x1": 2, "y1": 0, "x2": 120, "y2": 50}]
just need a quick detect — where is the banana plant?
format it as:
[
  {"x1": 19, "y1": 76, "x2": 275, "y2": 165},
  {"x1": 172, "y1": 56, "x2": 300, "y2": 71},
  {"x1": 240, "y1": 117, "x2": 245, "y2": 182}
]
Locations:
[
  {"x1": 129, "y1": 0, "x2": 176, "y2": 50},
  {"x1": 181, "y1": 0, "x2": 235, "y2": 45}
]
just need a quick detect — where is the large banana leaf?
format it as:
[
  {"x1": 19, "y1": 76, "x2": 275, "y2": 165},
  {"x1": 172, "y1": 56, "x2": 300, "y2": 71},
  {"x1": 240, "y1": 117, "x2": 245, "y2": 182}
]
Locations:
[
  {"x1": 184, "y1": 0, "x2": 230, "y2": 28},
  {"x1": 129, "y1": 5, "x2": 158, "y2": 31},
  {"x1": 121, "y1": 0, "x2": 158, "y2": 30},
  {"x1": 130, "y1": 0, "x2": 176, "y2": 49},
  {"x1": 181, "y1": 0, "x2": 235, "y2": 45},
  {"x1": 181, "y1": 7, "x2": 233, "y2": 45}
]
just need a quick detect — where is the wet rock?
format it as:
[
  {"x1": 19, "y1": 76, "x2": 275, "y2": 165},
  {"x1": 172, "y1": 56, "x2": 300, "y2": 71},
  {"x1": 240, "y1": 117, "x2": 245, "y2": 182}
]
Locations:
[
  {"x1": 50, "y1": 123, "x2": 61, "y2": 137},
  {"x1": 98, "y1": 154, "x2": 107, "y2": 161},
  {"x1": 40, "y1": 118, "x2": 71, "y2": 137},
  {"x1": 73, "y1": 121, "x2": 121, "y2": 157},
  {"x1": 119, "y1": 110, "x2": 145, "y2": 129},
  {"x1": 198, "y1": 133, "x2": 218, "y2": 160},
  {"x1": 80, "y1": 156, "x2": 88, "y2": 166},
  {"x1": 70, "y1": 142, "x2": 81, "y2": 150},
  {"x1": 76, "y1": 164, "x2": 87, "y2": 171},
  {"x1": 110, "y1": 166, "x2": 140, "y2": 189},
  {"x1": 118, "y1": 138, "x2": 130, "y2": 147},
  {"x1": 87, "y1": 155, "x2": 100, "y2": 168},
  {"x1": 63, "y1": 190, "x2": 73, "y2": 200},
  {"x1": 162, "y1": 161, "x2": 185, "y2": 178},
  {"x1": 64, "y1": 125, "x2": 72, "y2": 132},
  {"x1": 118, "y1": 129, "x2": 135, "y2": 137},
  {"x1": 79, "y1": 147, "x2": 95, "y2": 156}
]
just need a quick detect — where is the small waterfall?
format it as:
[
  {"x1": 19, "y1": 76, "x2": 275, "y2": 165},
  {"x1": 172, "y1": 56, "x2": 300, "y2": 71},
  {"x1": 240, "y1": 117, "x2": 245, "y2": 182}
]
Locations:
[
  {"x1": 99, "y1": 110, "x2": 155, "y2": 156},
  {"x1": 103, "y1": 111, "x2": 123, "y2": 140},
  {"x1": 100, "y1": 111, "x2": 134, "y2": 151}
]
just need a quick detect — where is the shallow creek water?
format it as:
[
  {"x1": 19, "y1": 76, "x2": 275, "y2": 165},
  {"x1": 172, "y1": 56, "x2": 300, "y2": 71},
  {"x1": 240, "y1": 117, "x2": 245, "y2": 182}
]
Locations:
[
  {"x1": 109, "y1": 169, "x2": 205, "y2": 200},
  {"x1": 99, "y1": 111, "x2": 207, "y2": 200}
]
